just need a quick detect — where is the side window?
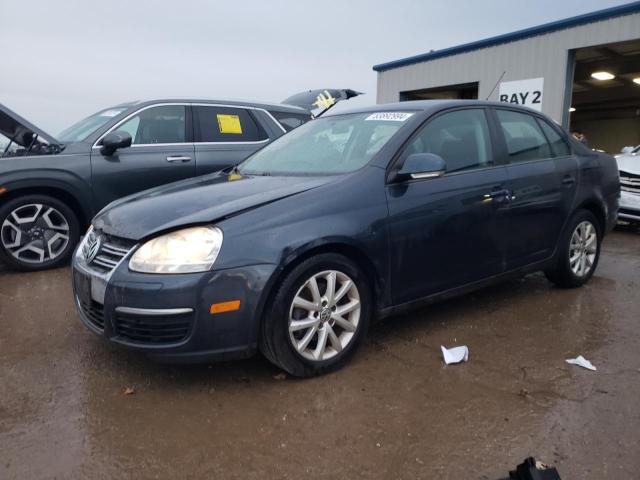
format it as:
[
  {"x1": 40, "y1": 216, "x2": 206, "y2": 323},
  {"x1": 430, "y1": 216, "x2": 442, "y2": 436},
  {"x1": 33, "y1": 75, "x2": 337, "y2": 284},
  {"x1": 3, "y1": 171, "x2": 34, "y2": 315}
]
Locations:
[
  {"x1": 537, "y1": 119, "x2": 571, "y2": 157},
  {"x1": 116, "y1": 105, "x2": 186, "y2": 145},
  {"x1": 403, "y1": 109, "x2": 493, "y2": 173},
  {"x1": 496, "y1": 110, "x2": 552, "y2": 162},
  {"x1": 269, "y1": 111, "x2": 312, "y2": 132},
  {"x1": 194, "y1": 106, "x2": 268, "y2": 142}
]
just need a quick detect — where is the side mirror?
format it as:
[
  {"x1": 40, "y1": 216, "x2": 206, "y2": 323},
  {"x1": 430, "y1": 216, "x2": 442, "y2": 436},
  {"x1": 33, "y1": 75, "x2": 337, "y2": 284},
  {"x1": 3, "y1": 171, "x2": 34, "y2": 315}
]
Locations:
[
  {"x1": 101, "y1": 131, "x2": 132, "y2": 156},
  {"x1": 396, "y1": 153, "x2": 446, "y2": 181},
  {"x1": 620, "y1": 146, "x2": 634, "y2": 154}
]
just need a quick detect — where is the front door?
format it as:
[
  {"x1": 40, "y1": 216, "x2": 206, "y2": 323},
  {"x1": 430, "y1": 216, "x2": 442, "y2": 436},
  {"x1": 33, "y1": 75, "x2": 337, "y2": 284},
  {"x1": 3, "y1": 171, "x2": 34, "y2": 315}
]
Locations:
[
  {"x1": 493, "y1": 109, "x2": 574, "y2": 269},
  {"x1": 90, "y1": 104, "x2": 195, "y2": 210},
  {"x1": 386, "y1": 108, "x2": 509, "y2": 305}
]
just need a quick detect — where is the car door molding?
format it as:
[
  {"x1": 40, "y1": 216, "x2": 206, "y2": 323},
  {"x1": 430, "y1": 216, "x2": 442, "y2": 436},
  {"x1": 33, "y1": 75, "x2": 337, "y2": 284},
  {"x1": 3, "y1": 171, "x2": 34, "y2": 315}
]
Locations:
[{"x1": 92, "y1": 102, "x2": 283, "y2": 149}]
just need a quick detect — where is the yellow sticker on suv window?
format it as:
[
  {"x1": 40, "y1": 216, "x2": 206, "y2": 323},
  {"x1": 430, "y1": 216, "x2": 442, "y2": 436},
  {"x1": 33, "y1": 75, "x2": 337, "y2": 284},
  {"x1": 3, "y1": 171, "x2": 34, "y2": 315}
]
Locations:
[{"x1": 217, "y1": 114, "x2": 242, "y2": 134}]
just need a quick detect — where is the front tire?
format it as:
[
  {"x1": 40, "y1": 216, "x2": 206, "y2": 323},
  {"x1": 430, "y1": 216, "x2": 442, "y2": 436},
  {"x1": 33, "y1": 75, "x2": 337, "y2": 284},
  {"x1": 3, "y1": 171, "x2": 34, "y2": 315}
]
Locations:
[
  {"x1": 545, "y1": 210, "x2": 601, "y2": 288},
  {"x1": 0, "y1": 195, "x2": 80, "y2": 271},
  {"x1": 260, "y1": 253, "x2": 372, "y2": 377}
]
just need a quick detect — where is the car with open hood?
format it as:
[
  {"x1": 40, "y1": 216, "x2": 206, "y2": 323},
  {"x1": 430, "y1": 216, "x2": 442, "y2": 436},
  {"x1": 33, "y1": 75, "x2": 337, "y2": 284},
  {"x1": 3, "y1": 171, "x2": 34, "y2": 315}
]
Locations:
[
  {"x1": 615, "y1": 145, "x2": 640, "y2": 223},
  {"x1": 71, "y1": 100, "x2": 619, "y2": 377},
  {"x1": 0, "y1": 89, "x2": 360, "y2": 270}
]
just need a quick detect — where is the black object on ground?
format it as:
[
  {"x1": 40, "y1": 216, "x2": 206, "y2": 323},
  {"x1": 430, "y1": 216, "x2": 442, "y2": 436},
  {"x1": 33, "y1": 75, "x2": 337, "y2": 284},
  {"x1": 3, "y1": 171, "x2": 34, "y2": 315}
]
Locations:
[{"x1": 507, "y1": 457, "x2": 561, "y2": 480}]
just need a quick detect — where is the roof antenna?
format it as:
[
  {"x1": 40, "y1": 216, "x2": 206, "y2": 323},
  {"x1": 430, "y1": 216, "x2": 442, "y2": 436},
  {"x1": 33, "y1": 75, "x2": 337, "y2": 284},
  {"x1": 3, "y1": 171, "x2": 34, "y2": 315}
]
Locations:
[{"x1": 485, "y1": 71, "x2": 506, "y2": 101}]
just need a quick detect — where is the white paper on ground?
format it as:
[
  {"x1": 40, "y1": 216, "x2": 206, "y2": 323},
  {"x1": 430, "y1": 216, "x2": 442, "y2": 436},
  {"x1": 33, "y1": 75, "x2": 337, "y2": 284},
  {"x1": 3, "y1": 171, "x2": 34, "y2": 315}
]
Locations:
[
  {"x1": 565, "y1": 355, "x2": 596, "y2": 371},
  {"x1": 441, "y1": 345, "x2": 469, "y2": 365}
]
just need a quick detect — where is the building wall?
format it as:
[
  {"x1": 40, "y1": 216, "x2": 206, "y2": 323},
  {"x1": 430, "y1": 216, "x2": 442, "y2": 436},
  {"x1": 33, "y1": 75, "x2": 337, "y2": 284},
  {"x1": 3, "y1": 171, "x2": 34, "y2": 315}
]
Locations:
[{"x1": 376, "y1": 12, "x2": 640, "y2": 124}]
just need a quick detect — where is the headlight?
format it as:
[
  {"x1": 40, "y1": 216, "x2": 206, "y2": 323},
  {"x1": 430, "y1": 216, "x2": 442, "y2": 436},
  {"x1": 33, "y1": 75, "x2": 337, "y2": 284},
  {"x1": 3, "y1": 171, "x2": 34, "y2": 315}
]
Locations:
[
  {"x1": 76, "y1": 225, "x2": 94, "y2": 259},
  {"x1": 129, "y1": 226, "x2": 223, "y2": 274}
]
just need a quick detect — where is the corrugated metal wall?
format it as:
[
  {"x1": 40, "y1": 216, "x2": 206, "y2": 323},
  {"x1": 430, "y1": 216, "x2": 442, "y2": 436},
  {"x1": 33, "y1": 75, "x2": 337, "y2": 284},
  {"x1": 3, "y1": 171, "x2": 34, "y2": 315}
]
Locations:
[{"x1": 376, "y1": 12, "x2": 640, "y2": 123}]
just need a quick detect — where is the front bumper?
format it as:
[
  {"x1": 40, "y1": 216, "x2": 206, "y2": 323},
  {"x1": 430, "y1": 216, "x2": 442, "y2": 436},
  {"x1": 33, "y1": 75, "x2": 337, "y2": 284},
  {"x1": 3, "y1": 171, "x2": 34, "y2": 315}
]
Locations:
[
  {"x1": 71, "y1": 244, "x2": 277, "y2": 363},
  {"x1": 618, "y1": 190, "x2": 640, "y2": 221}
]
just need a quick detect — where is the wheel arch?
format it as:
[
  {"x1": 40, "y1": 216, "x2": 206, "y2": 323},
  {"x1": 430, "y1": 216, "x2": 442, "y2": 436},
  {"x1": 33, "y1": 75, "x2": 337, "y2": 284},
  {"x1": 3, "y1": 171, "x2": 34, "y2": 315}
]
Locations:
[
  {"x1": 0, "y1": 182, "x2": 92, "y2": 228},
  {"x1": 576, "y1": 198, "x2": 607, "y2": 235},
  {"x1": 255, "y1": 240, "x2": 384, "y2": 340}
]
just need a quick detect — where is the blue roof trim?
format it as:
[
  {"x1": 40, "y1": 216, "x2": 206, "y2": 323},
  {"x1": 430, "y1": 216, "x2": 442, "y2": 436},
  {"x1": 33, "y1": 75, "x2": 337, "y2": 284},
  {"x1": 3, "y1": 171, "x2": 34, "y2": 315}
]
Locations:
[{"x1": 373, "y1": 1, "x2": 640, "y2": 72}]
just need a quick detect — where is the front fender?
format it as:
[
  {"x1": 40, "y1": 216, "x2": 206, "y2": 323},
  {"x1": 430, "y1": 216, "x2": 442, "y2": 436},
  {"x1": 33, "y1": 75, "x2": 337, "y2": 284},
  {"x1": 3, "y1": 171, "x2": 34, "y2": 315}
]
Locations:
[{"x1": 0, "y1": 167, "x2": 94, "y2": 220}]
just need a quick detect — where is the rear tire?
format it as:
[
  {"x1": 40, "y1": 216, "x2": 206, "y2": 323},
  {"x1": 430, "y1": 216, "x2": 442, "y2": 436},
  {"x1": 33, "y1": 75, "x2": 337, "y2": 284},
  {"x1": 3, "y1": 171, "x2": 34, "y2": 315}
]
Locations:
[
  {"x1": 0, "y1": 195, "x2": 80, "y2": 271},
  {"x1": 260, "y1": 253, "x2": 372, "y2": 377},
  {"x1": 544, "y1": 210, "x2": 601, "y2": 288}
]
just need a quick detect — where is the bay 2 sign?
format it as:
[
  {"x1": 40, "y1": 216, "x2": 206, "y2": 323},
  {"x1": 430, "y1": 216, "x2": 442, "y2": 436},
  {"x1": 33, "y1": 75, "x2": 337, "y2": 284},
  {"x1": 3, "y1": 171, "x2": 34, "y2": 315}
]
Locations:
[{"x1": 498, "y1": 77, "x2": 544, "y2": 112}]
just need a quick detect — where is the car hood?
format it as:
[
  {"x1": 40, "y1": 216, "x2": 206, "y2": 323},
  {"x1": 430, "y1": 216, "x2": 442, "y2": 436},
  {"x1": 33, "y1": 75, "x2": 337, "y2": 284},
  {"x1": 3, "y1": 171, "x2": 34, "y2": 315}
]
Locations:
[
  {"x1": 0, "y1": 103, "x2": 59, "y2": 147},
  {"x1": 616, "y1": 154, "x2": 640, "y2": 175},
  {"x1": 93, "y1": 172, "x2": 335, "y2": 240}
]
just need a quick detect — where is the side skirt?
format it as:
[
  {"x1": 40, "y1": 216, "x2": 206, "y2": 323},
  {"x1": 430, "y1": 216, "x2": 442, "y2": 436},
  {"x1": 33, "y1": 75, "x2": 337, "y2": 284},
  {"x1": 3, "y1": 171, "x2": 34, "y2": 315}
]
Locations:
[{"x1": 376, "y1": 259, "x2": 554, "y2": 320}]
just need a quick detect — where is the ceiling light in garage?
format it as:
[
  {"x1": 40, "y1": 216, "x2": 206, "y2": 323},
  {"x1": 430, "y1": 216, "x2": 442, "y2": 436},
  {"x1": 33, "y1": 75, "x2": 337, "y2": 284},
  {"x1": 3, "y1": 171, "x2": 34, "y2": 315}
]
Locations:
[
  {"x1": 569, "y1": 107, "x2": 576, "y2": 112},
  {"x1": 633, "y1": 77, "x2": 640, "y2": 85},
  {"x1": 591, "y1": 71, "x2": 615, "y2": 81}
]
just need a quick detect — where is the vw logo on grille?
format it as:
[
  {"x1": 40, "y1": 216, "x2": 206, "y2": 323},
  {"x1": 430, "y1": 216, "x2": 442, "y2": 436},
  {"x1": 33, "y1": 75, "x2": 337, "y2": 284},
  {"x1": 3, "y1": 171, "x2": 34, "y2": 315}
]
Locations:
[{"x1": 85, "y1": 234, "x2": 101, "y2": 263}]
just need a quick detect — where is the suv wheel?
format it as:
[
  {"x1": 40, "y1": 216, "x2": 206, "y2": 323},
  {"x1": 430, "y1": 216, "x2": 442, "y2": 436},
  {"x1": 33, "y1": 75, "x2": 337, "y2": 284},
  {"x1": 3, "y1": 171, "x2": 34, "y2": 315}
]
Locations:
[
  {"x1": 0, "y1": 195, "x2": 80, "y2": 271},
  {"x1": 260, "y1": 253, "x2": 372, "y2": 377},
  {"x1": 545, "y1": 210, "x2": 601, "y2": 288}
]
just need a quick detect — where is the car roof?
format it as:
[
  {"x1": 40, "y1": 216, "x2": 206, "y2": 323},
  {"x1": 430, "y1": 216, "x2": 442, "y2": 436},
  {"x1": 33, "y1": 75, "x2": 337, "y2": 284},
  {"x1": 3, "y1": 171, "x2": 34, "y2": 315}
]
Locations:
[
  {"x1": 119, "y1": 98, "x2": 308, "y2": 114},
  {"x1": 327, "y1": 99, "x2": 542, "y2": 116}
]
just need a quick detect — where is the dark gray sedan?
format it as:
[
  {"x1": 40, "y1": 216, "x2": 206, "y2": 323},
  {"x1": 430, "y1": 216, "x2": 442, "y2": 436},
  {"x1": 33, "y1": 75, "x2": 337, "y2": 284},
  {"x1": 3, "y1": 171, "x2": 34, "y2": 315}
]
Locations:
[
  {"x1": 71, "y1": 100, "x2": 619, "y2": 377},
  {"x1": 0, "y1": 89, "x2": 359, "y2": 270}
]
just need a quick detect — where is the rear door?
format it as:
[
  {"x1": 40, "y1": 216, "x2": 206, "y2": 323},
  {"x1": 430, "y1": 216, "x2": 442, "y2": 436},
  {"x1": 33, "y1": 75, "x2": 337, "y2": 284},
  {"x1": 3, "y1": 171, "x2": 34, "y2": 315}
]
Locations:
[
  {"x1": 90, "y1": 104, "x2": 195, "y2": 209},
  {"x1": 192, "y1": 105, "x2": 271, "y2": 175},
  {"x1": 492, "y1": 108, "x2": 575, "y2": 269},
  {"x1": 386, "y1": 108, "x2": 510, "y2": 304}
]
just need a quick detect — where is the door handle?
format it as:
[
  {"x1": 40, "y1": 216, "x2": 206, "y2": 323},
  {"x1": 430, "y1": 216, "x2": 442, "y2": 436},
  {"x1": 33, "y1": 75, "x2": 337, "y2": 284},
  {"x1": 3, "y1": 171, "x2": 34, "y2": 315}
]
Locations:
[
  {"x1": 485, "y1": 187, "x2": 511, "y2": 202},
  {"x1": 562, "y1": 175, "x2": 576, "y2": 186},
  {"x1": 166, "y1": 155, "x2": 192, "y2": 163}
]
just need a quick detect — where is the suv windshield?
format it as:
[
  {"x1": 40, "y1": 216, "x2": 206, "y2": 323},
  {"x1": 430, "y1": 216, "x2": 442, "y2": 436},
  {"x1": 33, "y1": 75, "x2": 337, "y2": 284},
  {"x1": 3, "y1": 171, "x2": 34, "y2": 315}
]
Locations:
[
  {"x1": 57, "y1": 107, "x2": 129, "y2": 143},
  {"x1": 238, "y1": 112, "x2": 412, "y2": 175}
]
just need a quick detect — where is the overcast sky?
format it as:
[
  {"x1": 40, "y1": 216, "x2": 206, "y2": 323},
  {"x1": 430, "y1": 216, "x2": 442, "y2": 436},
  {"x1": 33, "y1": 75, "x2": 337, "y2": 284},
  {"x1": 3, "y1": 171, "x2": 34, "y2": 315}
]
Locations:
[{"x1": 0, "y1": 0, "x2": 630, "y2": 133}]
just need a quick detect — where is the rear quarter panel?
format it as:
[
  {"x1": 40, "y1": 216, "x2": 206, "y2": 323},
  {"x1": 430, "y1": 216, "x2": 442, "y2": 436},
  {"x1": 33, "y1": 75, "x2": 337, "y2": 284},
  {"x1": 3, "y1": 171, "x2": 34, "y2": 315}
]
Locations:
[{"x1": 574, "y1": 147, "x2": 620, "y2": 233}]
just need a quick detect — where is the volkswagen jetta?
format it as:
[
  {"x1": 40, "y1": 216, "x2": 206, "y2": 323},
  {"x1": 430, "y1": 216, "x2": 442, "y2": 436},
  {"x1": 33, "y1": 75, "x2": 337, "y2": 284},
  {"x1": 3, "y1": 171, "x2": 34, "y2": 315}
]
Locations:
[{"x1": 72, "y1": 100, "x2": 619, "y2": 376}]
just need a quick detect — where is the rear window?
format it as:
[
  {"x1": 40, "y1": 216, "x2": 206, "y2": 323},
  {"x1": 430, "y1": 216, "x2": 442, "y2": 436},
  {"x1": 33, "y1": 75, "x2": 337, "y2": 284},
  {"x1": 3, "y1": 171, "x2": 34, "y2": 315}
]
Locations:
[
  {"x1": 194, "y1": 106, "x2": 268, "y2": 142},
  {"x1": 537, "y1": 119, "x2": 571, "y2": 157},
  {"x1": 269, "y1": 111, "x2": 312, "y2": 132}
]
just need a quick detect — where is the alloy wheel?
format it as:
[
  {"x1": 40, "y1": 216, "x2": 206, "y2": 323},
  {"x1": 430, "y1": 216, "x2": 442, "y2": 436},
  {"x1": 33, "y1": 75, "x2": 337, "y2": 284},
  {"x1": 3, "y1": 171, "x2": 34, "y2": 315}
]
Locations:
[
  {"x1": 288, "y1": 270, "x2": 361, "y2": 361},
  {"x1": 1, "y1": 203, "x2": 70, "y2": 264},
  {"x1": 569, "y1": 220, "x2": 597, "y2": 277}
]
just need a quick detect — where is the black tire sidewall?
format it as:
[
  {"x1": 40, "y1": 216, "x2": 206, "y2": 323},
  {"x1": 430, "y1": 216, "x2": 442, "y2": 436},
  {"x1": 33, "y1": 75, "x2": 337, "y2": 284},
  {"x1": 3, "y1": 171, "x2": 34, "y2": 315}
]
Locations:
[
  {"x1": 264, "y1": 253, "x2": 372, "y2": 376},
  {"x1": 0, "y1": 195, "x2": 81, "y2": 271}
]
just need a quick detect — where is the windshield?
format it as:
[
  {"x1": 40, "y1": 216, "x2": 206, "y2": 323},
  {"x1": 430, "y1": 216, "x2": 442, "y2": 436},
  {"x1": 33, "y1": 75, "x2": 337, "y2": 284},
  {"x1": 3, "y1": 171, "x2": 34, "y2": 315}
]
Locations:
[
  {"x1": 238, "y1": 112, "x2": 413, "y2": 175},
  {"x1": 57, "y1": 107, "x2": 129, "y2": 143}
]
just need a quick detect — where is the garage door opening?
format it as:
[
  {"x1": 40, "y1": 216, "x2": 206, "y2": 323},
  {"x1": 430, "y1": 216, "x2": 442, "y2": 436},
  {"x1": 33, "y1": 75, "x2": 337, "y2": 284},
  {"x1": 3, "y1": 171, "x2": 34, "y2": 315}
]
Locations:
[
  {"x1": 569, "y1": 39, "x2": 640, "y2": 153},
  {"x1": 400, "y1": 82, "x2": 479, "y2": 101}
]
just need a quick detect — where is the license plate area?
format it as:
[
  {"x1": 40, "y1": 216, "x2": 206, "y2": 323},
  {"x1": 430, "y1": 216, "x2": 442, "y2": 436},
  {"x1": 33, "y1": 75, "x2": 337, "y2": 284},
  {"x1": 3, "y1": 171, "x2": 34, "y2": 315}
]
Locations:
[{"x1": 74, "y1": 270, "x2": 107, "y2": 304}]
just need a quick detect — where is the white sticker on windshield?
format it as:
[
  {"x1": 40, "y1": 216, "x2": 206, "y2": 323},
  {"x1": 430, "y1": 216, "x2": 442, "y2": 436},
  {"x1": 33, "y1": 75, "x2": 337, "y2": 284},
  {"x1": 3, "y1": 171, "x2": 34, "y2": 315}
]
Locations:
[
  {"x1": 365, "y1": 112, "x2": 414, "y2": 122},
  {"x1": 100, "y1": 109, "x2": 123, "y2": 117}
]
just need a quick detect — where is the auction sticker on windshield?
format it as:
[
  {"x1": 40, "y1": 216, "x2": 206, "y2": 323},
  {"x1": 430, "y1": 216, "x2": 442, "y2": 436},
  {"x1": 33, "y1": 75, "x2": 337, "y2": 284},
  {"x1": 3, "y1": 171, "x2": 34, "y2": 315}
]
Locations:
[
  {"x1": 100, "y1": 109, "x2": 124, "y2": 117},
  {"x1": 365, "y1": 112, "x2": 414, "y2": 122}
]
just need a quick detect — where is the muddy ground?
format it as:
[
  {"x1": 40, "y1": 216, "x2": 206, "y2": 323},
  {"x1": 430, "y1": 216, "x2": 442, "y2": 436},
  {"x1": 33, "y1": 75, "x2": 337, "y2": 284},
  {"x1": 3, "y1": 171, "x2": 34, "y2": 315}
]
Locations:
[{"x1": 1, "y1": 228, "x2": 639, "y2": 479}]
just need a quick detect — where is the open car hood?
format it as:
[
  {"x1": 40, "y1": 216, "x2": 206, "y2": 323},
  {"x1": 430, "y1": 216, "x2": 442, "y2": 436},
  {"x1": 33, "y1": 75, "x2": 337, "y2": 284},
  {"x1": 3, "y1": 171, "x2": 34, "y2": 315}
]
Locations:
[
  {"x1": 282, "y1": 89, "x2": 362, "y2": 117},
  {"x1": 0, "y1": 103, "x2": 59, "y2": 148}
]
